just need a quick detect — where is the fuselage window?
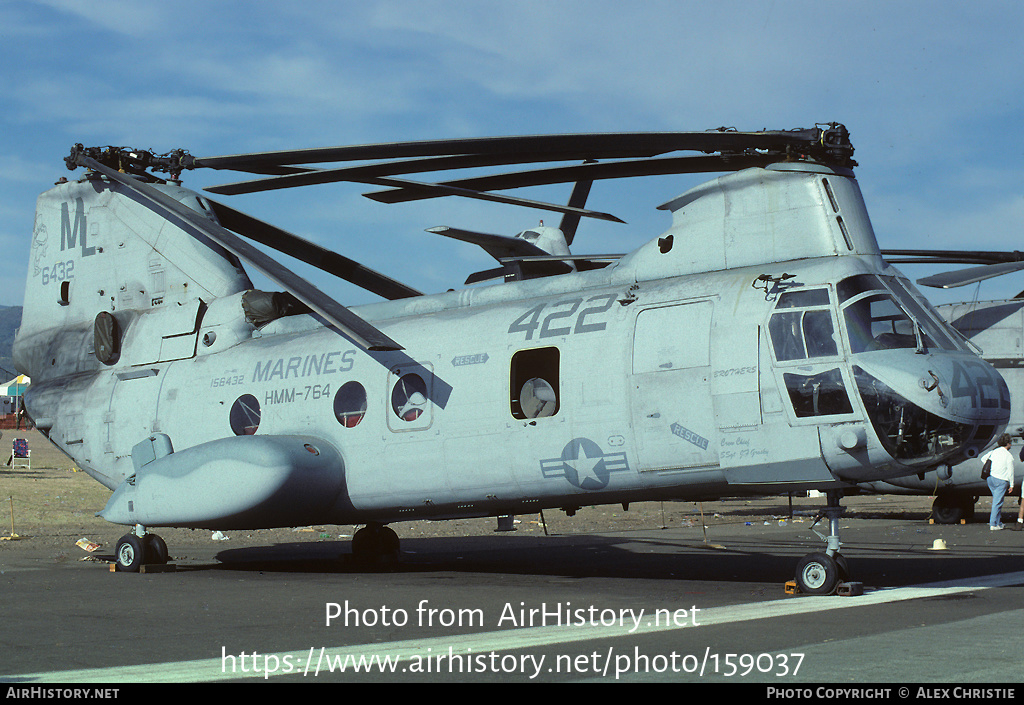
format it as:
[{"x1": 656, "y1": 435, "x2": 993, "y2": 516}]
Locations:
[
  {"x1": 768, "y1": 289, "x2": 838, "y2": 362},
  {"x1": 335, "y1": 381, "x2": 367, "y2": 428},
  {"x1": 510, "y1": 347, "x2": 560, "y2": 419},
  {"x1": 230, "y1": 394, "x2": 261, "y2": 435},
  {"x1": 392, "y1": 373, "x2": 428, "y2": 422},
  {"x1": 783, "y1": 368, "x2": 854, "y2": 417},
  {"x1": 94, "y1": 311, "x2": 119, "y2": 364}
]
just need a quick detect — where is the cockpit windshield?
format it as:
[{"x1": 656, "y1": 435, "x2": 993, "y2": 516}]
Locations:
[
  {"x1": 842, "y1": 293, "x2": 922, "y2": 353},
  {"x1": 838, "y1": 274, "x2": 961, "y2": 354}
]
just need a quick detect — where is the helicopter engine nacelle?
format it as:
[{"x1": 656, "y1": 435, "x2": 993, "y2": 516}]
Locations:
[{"x1": 99, "y1": 434, "x2": 346, "y2": 529}]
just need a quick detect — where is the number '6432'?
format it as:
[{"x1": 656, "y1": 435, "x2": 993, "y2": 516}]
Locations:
[{"x1": 41, "y1": 260, "x2": 74, "y2": 285}]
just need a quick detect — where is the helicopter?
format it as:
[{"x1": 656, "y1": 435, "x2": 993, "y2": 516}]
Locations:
[
  {"x1": 13, "y1": 124, "x2": 1010, "y2": 596},
  {"x1": 851, "y1": 250, "x2": 1024, "y2": 523}
]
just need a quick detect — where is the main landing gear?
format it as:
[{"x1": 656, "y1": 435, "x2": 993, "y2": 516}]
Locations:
[
  {"x1": 115, "y1": 525, "x2": 169, "y2": 572},
  {"x1": 351, "y1": 523, "x2": 400, "y2": 568},
  {"x1": 931, "y1": 491, "x2": 976, "y2": 524},
  {"x1": 793, "y1": 491, "x2": 853, "y2": 596}
]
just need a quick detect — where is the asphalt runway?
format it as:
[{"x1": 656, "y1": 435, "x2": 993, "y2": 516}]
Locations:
[{"x1": 2, "y1": 497, "x2": 1023, "y2": 687}]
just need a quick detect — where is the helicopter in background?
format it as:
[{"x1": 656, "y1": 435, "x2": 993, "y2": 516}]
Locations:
[{"x1": 14, "y1": 124, "x2": 1010, "y2": 596}]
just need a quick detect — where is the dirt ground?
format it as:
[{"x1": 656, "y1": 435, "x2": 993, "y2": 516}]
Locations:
[{"x1": 0, "y1": 429, "x2": 1007, "y2": 565}]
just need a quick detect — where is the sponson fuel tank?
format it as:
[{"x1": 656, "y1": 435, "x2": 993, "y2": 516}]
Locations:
[{"x1": 99, "y1": 434, "x2": 347, "y2": 529}]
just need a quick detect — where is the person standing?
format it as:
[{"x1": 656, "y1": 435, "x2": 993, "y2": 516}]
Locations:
[{"x1": 982, "y1": 433, "x2": 1015, "y2": 530}]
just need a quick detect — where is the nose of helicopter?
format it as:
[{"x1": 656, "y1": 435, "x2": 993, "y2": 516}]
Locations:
[{"x1": 852, "y1": 350, "x2": 1009, "y2": 468}]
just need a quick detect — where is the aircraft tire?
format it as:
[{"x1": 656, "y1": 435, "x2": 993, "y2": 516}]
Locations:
[
  {"x1": 795, "y1": 552, "x2": 840, "y2": 595},
  {"x1": 352, "y1": 525, "x2": 400, "y2": 568},
  {"x1": 833, "y1": 552, "x2": 850, "y2": 582},
  {"x1": 144, "y1": 534, "x2": 169, "y2": 565},
  {"x1": 115, "y1": 534, "x2": 145, "y2": 572},
  {"x1": 931, "y1": 495, "x2": 967, "y2": 524}
]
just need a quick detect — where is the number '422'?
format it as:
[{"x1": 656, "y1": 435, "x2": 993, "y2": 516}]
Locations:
[{"x1": 508, "y1": 293, "x2": 616, "y2": 340}]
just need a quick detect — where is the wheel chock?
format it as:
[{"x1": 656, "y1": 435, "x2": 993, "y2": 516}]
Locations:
[
  {"x1": 109, "y1": 562, "x2": 177, "y2": 573},
  {"x1": 836, "y1": 581, "x2": 863, "y2": 597},
  {"x1": 785, "y1": 580, "x2": 863, "y2": 596},
  {"x1": 140, "y1": 563, "x2": 176, "y2": 573}
]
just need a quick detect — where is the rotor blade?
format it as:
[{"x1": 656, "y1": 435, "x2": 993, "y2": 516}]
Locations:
[
  {"x1": 916, "y1": 261, "x2": 1024, "y2": 289},
  {"x1": 883, "y1": 249, "x2": 1024, "y2": 265},
  {"x1": 76, "y1": 156, "x2": 402, "y2": 351},
  {"x1": 465, "y1": 267, "x2": 507, "y2": 285},
  {"x1": 558, "y1": 163, "x2": 596, "y2": 247},
  {"x1": 361, "y1": 175, "x2": 625, "y2": 222},
  {"x1": 497, "y1": 254, "x2": 626, "y2": 263},
  {"x1": 206, "y1": 199, "x2": 423, "y2": 300},
  {"x1": 208, "y1": 168, "x2": 624, "y2": 222},
  {"x1": 363, "y1": 154, "x2": 776, "y2": 205},
  {"x1": 206, "y1": 152, "x2": 590, "y2": 196},
  {"x1": 191, "y1": 127, "x2": 847, "y2": 171},
  {"x1": 426, "y1": 226, "x2": 549, "y2": 262},
  {"x1": 219, "y1": 164, "x2": 321, "y2": 177}
]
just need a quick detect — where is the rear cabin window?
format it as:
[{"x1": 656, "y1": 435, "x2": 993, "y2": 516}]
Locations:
[{"x1": 510, "y1": 347, "x2": 560, "y2": 419}]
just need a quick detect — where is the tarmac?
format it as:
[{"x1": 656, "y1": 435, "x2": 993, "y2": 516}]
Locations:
[{"x1": 1, "y1": 430, "x2": 1023, "y2": 687}]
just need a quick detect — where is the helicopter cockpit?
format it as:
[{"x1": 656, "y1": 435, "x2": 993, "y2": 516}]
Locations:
[{"x1": 769, "y1": 274, "x2": 1006, "y2": 470}]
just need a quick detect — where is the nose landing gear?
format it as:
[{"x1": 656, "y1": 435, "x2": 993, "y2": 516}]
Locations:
[{"x1": 793, "y1": 491, "x2": 858, "y2": 596}]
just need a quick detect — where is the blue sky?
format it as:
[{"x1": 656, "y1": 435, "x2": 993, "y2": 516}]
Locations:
[{"x1": 2, "y1": 0, "x2": 1023, "y2": 310}]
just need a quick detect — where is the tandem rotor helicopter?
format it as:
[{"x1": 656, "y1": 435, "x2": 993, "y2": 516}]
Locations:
[{"x1": 14, "y1": 123, "x2": 1011, "y2": 595}]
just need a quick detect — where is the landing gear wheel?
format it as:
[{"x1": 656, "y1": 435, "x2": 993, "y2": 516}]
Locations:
[
  {"x1": 931, "y1": 494, "x2": 970, "y2": 524},
  {"x1": 795, "y1": 552, "x2": 840, "y2": 595},
  {"x1": 115, "y1": 534, "x2": 145, "y2": 572},
  {"x1": 144, "y1": 534, "x2": 169, "y2": 565},
  {"x1": 352, "y1": 525, "x2": 400, "y2": 569},
  {"x1": 796, "y1": 490, "x2": 850, "y2": 594},
  {"x1": 833, "y1": 552, "x2": 850, "y2": 582}
]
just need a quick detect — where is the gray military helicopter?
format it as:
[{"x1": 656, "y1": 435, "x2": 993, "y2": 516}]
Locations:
[
  {"x1": 14, "y1": 124, "x2": 1011, "y2": 596},
  {"x1": 855, "y1": 250, "x2": 1024, "y2": 523}
]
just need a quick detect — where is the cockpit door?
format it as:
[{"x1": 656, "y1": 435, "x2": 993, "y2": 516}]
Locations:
[{"x1": 765, "y1": 287, "x2": 861, "y2": 427}]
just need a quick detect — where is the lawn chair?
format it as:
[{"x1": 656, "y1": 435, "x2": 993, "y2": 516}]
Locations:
[{"x1": 9, "y1": 438, "x2": 30, "y2": 469}]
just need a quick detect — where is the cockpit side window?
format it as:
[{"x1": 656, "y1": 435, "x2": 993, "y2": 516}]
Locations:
[
  {"x1": 775, "y1": 289, "x2": 830, "y2": 309},
  {"x1": 768, "y1": 289, "x2": 839, "y2": 362}
]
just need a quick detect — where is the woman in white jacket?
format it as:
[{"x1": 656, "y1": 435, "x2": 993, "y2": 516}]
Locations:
[{"x1": 982, "y1": 433, "x2": 1015, "y2": 530}]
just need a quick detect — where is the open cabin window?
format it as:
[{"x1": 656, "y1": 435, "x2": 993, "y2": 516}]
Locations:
[
  {"x1": 391, "y1": 373, "x2": 428, "y2": 422},
  {"x1": 510, "y1": 347, "x2": 559, "y2": 419}
]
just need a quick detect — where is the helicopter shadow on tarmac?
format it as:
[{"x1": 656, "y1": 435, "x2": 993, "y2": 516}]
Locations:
[{"x1": 203, "y1": 524, "x2": 1024, "y2": 591}]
